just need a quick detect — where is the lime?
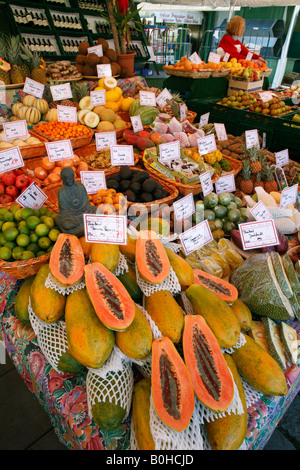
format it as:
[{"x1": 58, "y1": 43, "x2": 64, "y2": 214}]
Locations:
[
  {"x1": 18, "y1": 225, "x2": 30, "y2": 236},
  {"x1": 3, "y1": 211, "x2": 14, "y2": 222},
  {"x1": 30, "y1": 232, "x2": 39, "y2": 243},
  {"x1": 3, "y1": 226, "x2": 18, "y2": 242},
  {"x1": 49, "y1": 228, "x2": 60, "y2": 242},
  {"x1": 0, "y1": 208, "x2": 9, "y2": 220},
  {"x1": 21, "y1": 208, "x2": 36, "y2": 220},
  {"x1": 18, "y1": 220, "x2": 27, "y2": 227},
  {"x1": 27, "y1": 242, "x2": 39, "y2": 254},
  {"x1": 0, "y1": 221, "x2": 4, "y2": 231},
  {"x1": 35, "y1": 223, "x2": 50, "y2": 237},
  {"x1": 47, "y1": 245, "x2": 53, "y2": 253},
  {"x1": 20, "y1": 250, "x2": 35, "y2": 260},
  {"x1": 38, "y1": 206, "x2": 48, "y2": 216},
  {"x1": 38, "y1": 236, "x2": 51, "y2": 250},
  {"x1": 0, "y1": 246, "x2": 11, "y2": 261},
  {"x1": 16, "y1": 233, "x2": 30, "y2": 248},
  {"x1": 26, "y1": 215, "x2": 41, "y2": 230},
  {"x1": 0, "y1": 233, "x2": 6, "y2": 245},
  {"x1": 36, "y1": 250, "x2": 46, "y2": 257},
  {"x1": 2, "y1": 221, "x2": 16, "y2": 232},
  {"x1": 43, "y1": 216, "x2": 55, "y2": 229},
  {"x1": 4, "y1": 241, "x2": 16, "y2": 250},
  {"x1": 12, "y1": 246, "x2": 25, "y2": 260},
  {"x1": 14, "y1": 209, "x2": 24, "y2": 221},
  {"x1": 10, "y1": 205, "x2": 20, "y2": 214}
]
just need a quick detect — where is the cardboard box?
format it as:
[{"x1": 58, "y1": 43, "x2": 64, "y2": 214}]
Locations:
[{"x1": 227, "y1": 77, "x2": 264, "y2": 96}]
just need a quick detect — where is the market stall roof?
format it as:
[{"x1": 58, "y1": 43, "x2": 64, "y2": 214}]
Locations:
[{"x1": 139, "y1": 0, "x2": 300, "y2": 7}]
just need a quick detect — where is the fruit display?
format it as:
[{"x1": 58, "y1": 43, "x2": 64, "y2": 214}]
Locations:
[
  {"x1": 90, "y1": 188, "x2": 127, "y2": 214},
  {"x1": 47, "y1": 61, "x2": 82, "y2": 81},
  {"x1": 26, "y1": 155, "x2": 89, "y2": 186},
  {"x1": 0, "y1": 132, "x2": 42, "y2": 150},
  {"x1": 248, "y1": 95, "x2": 292, "y2": 116},
  {"x1": 33, "y1": 121, "x2": 92, "y2": 141},
  {"x1": 10, "y1": 94, "x2": 49, "y2": 125},
  {"x1": 202, "y1": 191, "x2": 246, "y2": 237},
  {"x1": 185, "y1": 148, "x2": 232, "y2": 175},
  {"x1": 0, "y1": 204, "x2": 61, "y2": 262},
  {"x1": 75, "y1": 39, "x2": 122, "y2": 78},
  {"x1": 0, "y1": 169, "x2": 40, "y2": 204},
  {"x1": 231, "y1": 65, "x2": 261, "y2": 82},
  {"x1": 217, "y1": 90, "x2": 257, "y2": 109}
]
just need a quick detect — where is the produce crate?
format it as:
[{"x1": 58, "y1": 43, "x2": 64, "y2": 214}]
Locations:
[
  {"x1": 271, "y1": 111, "x2": 300, "y2": 160},
  {"x1": 227, "y1": 77, "x2": 264, "y2": 96}
]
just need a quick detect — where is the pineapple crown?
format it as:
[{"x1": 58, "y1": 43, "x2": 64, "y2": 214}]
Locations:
[
  {"x1": 20, "y1": 44, "x2": 43, "y2": 69},
  {"x1": 241, "y1": 159, "x2": 252, "y2": 179},
  {"x1": 262, "y1": 164, "x2": 275, "y2": 182}
]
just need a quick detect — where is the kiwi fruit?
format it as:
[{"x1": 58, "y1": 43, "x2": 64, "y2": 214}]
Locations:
[
  {"x1": 105, "y1": 48, "x2": 117, "y2": 62},
  {"x1": 153, "y1": 189, "x2": 164, "y2": 200},
  {"x1": 78, "y1": 41, "x2": 90, "y2": 55},
  {"x1": 97, "y1": 38, "x2": 109, "y2": 52}
]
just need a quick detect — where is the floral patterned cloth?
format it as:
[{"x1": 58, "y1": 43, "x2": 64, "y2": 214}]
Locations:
[{"x1": 0, "y1": 270, "x2": 300, "y2": 450}]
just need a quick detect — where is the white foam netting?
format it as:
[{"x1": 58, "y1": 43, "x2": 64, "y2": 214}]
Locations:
[
  {"x1": 36, "y1": 320, "x2": 70, "y2": 373},
  {"x1": 28, "y1": 296, "x2": 52, "y2": 337},
  {"x1": 135, "y1": 264, "x2": 181, "y2": 297},
  {"x1": 113, "y1": 252, "x2": 129, "y2": 277},
  {"x1": 45, "y1": 272, "x2": 85, "y2": 296}
]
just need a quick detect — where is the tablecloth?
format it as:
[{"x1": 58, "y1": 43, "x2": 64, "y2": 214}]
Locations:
[{"x1": 1, "y1": 270, "x2": 300, "y2": 451}]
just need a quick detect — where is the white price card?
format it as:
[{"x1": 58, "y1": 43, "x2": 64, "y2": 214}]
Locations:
[
  {"x1": 223, "y1": 52, "x2": 230, "y2": 63},
  {"x1": 189, "y1": 52, "x2": 202, "y2": 64},
  {"x1": 199, "y1": 170, "x2": 213, "y2": 196},
  {"x1": 159, "y1": 141, "x2": 180, "y2": 163},
  {"x1": 95, "y1": 131, "x2": 116, "y2": 151},
  {"x1": 179, "y1": 220, "x2": 213, "y2": 256},
  {"x1": 84, "y1": 213, "x2": 127, "y2": 245},
  {"x1": 0, "y1": 146, "x2": 24, "y2": 175},
  {"x1": 245, "y1": 129, "x2": 260, "y2": 149},
  {"x1": 197, "y1": 134, "x2": 217, "y2": 156},
  {"x1": 239, "y1": 219, "x2": 279, "y2": 251},
  {"x1": 3, "y1": 120, "x2": 29, "y2": 141},
  {"x1": 81, "y1": 171, "x2": 107, "y2": 194},
  {"x1": 87, "y1": 44, "x2": 103, "y2": 57},
  {"x1": 275, "y1": 149, "x2": 289, "y2": 167},
  {"x1": 90, "y1": 89, "x2": 106, "y2": 107},
  {"x1": 180, "y1": 105, "x2": 186, "y2": 122},
  {"x1": 214, "y1": 123, "x2": 228, "y2": 141},
  {"x1": 156, "y1": 88, "x2": 172, "y2": 108},
  {"x1": 280, "y1": 184, "x2": 298, "y2": 208},
  {"x1": 130, "y1": 115, "x2": 143, "y2": 133},
  {"x1": 199, "y1": 112, "x2": 210, "y2": 128},
  {"x1": 97, "y1": 64, "x2": 112, "y2": 78},
  {"x1": 259, "y1": 91, "x2": 273, "y2": 103},
  {"x1": 57, "y1": 105, "x2": 77, "y2": 123},
  {"x1": 139, "y1": 91, "x2": 156, "y2": 107},
  {"x1": 246, "y1": 52, "x2": 253, "y2": 61},
  {"x1": 50, "y1": 83, "x2": 72, "y2": 101},
  {"x1": 16, "y1": 182, "x2": 48, "y2": 210},
  {"x1": 23, "y1": 77, "x2": 45, "y2": 98},
  {"x1": 215, "y1": 174, "x2": 236, "y2": 195},
  {"x1": 45, "y1": 140, "x2": 74, "y2": 162},
  {"x1": 250, "y1": 200, "x2": 273, "y2": 221},
  {"x1": 173, "y1": 193, "x2": 195, "y2": 221},
  {"x1": 208, "y1": 52, "x2": 221, "y2": 64},
  {"x1": 110, "y1": 145, "x2": 134, "y2": 166}
]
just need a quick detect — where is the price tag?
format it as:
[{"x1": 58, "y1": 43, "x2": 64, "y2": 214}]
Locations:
[
  {"x1": 23, "y1": 77, "x2": 45, "y2": 99},
  {"x1": 208, "y1": 52, "x2": 221, "y2": 64},
  {"x1": 156, "y1": 88, "x2": 173, "y2": 108},
  {"x1": 45, "y1": 140, "x2": 74, "y2": 162},
  {"x1": 81, "y1": 171, "x2": 107, "y2": 194},
  {"x1": 16, "y1": 182, "x2": 48, "y2": 210},
  {"x1": 223, "y1": 52, "x2": 230, "y2": 63},
  {"x1": 250, "y1": 200, "x2": 273, "y2": 221},
  {"x1": 199, "y1": 170, "x2": 213, "y2": 196},
  {"x1": 215, "y1": 174, "x2": 236, "y2": 195},
  {"x1": 197, "y1": 134, "x2": 217, "y2": 156},
  {"x1": 214, "y1": 123, "x2": 227, "y2": 141},
  {"x1": 275, "y1": 149, "x2": 289, "y2": 168},
  {"x1": 199, "y1": 112, "x2": 210, "y2": 128},
  {"x1": 246, "y1": 52, "x2": 253, "y2": 61},
  {"x1": 97, "y1": 64, "x2": 112, "y2": 78},
  {"x1": 159, "y1": 141, "x2": 180, "y2": 163},
  {"x1": 173, "y1": 193, "x2": 195, "y2": 221},
  {"x1": 245, "y1": 129, "x2": 260, "y2": 149},
  {"x1": 57, "y1": 105, "x2": 77, "y2": 123},
  {"x1": 90, "y1": 90, "x2": 106, "y2": 107},
  {"x1": 179, "y1": 220, "x2": 213, "y2": 256},
  {"x1": 259, "y1": 91, "x2": 273, "y2": 103},
  {"x1": 280, "y1": 184, "x2": 298, "y2": 208},
  {"x1": 95, "y1": 131, "x2": 116, "y2": 151},
  {"x1": 50, "y1": 83, "x2": 72, "y2": 101},
  {"x1": 130, "y1": 115, "x2": 143, "y2": 133},
  {"x1": 180, "y1": 105, "x2": 186, "y2": 122},
  {"x1": 87, "y1": 44, "x2": 103, "y2": 57},
  {"x1": 84, "y1": 213, "x2": 127, "y2": 245},
  {"x1": 3, "y1": 120, "x2": 29, "y2": 141},
  {"x1": 110, "y1": 145, "x2": 134, "y2": 166},
  {"x1": 239, "y1": 219, "x2": 279, "y2": 250},
  {"x1": 189, "y1": 52, "x2": 202, "y2": 64},
  {"x1": 139, "y1": 91, "x2": 156, "y2": 107},
  {"x1": 0, "y1": 146, "x2": 24, "y2": 174}
]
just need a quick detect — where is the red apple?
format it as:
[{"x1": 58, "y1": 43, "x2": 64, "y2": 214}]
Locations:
[
  {"x1": 15, "y1": 174, "x2": 29, "y2": 189},
  {"x1": 5, "y1": 185, "x2": 19, "y2": 198}
]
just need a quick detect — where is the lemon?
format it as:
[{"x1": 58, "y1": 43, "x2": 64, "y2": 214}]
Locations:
[
  {"x1": 105, "y1": 90, "x2": 120, "y2": 102},
  {"x1": 97, "y1": 78, "x2": 105, "y2": 87},
  {"x1": 94, "y1": 86, "x2": 105, "y2": 91},
  {"x1": 105, "y1": 101, "x2": 120, "y2": 112},
  {"x1": 120, "y1": 97, "x2": 134, "y2": 112},
  {"x1": 114, "y1": 86, "x2": 123, "y2": 97}
]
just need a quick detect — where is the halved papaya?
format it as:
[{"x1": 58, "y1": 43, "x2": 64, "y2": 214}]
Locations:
[
  {"x1": 193, "y1": 269, "x2": 238, "y2": 303},
  {"x1": 49, "y1": 233, "x2": 85, "y2": 287},
  {"x1": 183, "y1": 315, "x2": 234, "y2": 413},
  {"x1": 136, "y1": 230, "x2": 170, "y2": 285},
  {"x1": 151, "y1": 336, "x2": 195, "y2": 432},
  {"x1": 84, "y1": 262, "x2": 135, "y2": 331}
]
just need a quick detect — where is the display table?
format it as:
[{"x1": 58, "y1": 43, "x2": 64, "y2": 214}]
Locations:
[{"x1": 1, "y1": 271, "x2": 300, "y2": 451}]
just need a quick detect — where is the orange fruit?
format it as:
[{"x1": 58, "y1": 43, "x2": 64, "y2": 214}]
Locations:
[
  {"x1": 48, "y1": 173, "x2": 61, "y2": 184},
  {"x1": 34, "y1": 167, "x2": 48, "y2": 180},
  {"x1": 60, "y1": 159, "x2": 74, "y2": 169},
  {"x1": 41, "y1": 157, "x2": 55, "y2": 171},
  {"x1": 72, "y1": 155, "x2": 81, "y2": 167}
]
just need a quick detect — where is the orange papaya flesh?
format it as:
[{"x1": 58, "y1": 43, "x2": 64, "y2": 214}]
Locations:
[
  {"x1": 136, "y1": 230, "x2": 170, "y2": 284},
  {"x1": 151, "y1": 336, "x2": 195, "y2": 432},
  {"x1": 49, "y1": 233, "x2": 85, "y2": 287},
  {"x1": 183, "y1": 315, "x2": 234, "y2": 412},
  {"x1": 193, "y1": 269, "x2": 238, "y2": 303},
  {"x1": 84, "y1": 262, "x2": 135, "y2": 331}
]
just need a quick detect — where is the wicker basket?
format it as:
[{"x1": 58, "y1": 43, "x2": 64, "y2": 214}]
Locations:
[
  {"x1": 221, "y1": 154, "x2": 243, "y2": 177},
  {"x1": 260, "y1": 68, "x2": 273, "y2": 77},
  {"x1": 32, "y1": 125, "x2": 94, "y2": 150},
  {"x1": 18, "y1": 130, "x2": 49, "y2": 160},
  {"x1": 0, "y1": 201, "x2": 59, "y2": 279},
  {"x1": 163, "y1": 66, "x2": 212, "y2": 79},
  {"x1": 211, "y1": 69, "x2": 231, "y2": 78}
]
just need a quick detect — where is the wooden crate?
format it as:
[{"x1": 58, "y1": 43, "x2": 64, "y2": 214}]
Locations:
[{"x1": 227, "y1": 77, "x2": 264, "y2": 96}]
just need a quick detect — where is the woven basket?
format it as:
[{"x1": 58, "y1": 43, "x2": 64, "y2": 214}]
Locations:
[
  {"x1": 18, "y1": 130, "x2": 49, "y2": 160},
  {"x1": 222, "y1": 154, "x2": 243, "y2": 177},
  {"x1": 95, "y1": 121, "x2": 132, "y2": 140},
  {"x1": 0, "y1": 201, "x2": 59, "y2": 279},
  {"x1": 260, "y1": 68, "x2": 273, "y2": 77},
  {"x1": 32, "y1": 125, "x2": 94, "y2": 150},
  {"x1": 211, "y1": 69, "x2": 231, "y2": 78}
]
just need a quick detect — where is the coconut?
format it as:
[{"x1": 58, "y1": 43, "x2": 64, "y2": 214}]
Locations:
[
  {"x1": 78, "y1": 41, "x2": 90, "y2": 55},
  {"x1": 99, "y1": 56, "x2": 111, "y2": 65},
  {"x1": 97, "y1": 38, "x2": 109, "y2": 52},
  {"x1": 83, "y1": 65, "x2": 96, "y2": 77},
  {"x1": 111, "y1": 62, "x2": 121, "y2": 76},
  {"x1": 75, "y1": 64, "x2": 83, "y2": 74},
  {"x1": 105, "y1": 48, "x2": 117, "y2": 62},
  {"x1": 76, "y1": 54, "x2": 86, "y2": 65},
  {"x1": 85, "y1": 53, "x2": 101, "y2": 67}
]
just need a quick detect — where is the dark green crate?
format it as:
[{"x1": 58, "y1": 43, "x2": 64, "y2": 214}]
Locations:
[{"x1": 271, "y1": 111, "x2": 300, "y2": 160}]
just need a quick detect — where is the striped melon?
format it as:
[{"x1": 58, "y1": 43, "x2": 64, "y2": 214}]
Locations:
[
  {"x1": 33, "y1": 98, "x2": 49, "y2": 115},
  {"x1": 22, "y1": 94, "x2": 36, "y2": 107}
]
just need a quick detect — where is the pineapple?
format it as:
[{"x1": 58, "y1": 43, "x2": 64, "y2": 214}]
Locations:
[
  {"x1": 0, "y1": 35, "x2": 10, "y2": 85},
  {"x1": 239, "y1": 160, "x2": 254, "y2": 194},
  {"x1": 6, "y1": 35, "x2": 24, "y2": 84},
  {"x1": 254, "y1": 171, "x2": 264, "y2": 189},
  {"x1": 248, "y1": 146, "x2": 262, "y2": 174},
  {"x1": 263, "y1": 165, "x2": 278, "y2": 193},
  {"x1": 20, "y1": 45, "x2": 47, "y2": 84}
]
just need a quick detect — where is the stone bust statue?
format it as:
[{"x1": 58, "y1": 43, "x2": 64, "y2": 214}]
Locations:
[{"x1": 55, "y1": 166, "x2": 97, "y2": 238}]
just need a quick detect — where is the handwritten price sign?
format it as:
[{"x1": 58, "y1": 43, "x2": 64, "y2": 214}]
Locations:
[{"x1": 83, "y1": 214, "x2": 127, "y2": 245}]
